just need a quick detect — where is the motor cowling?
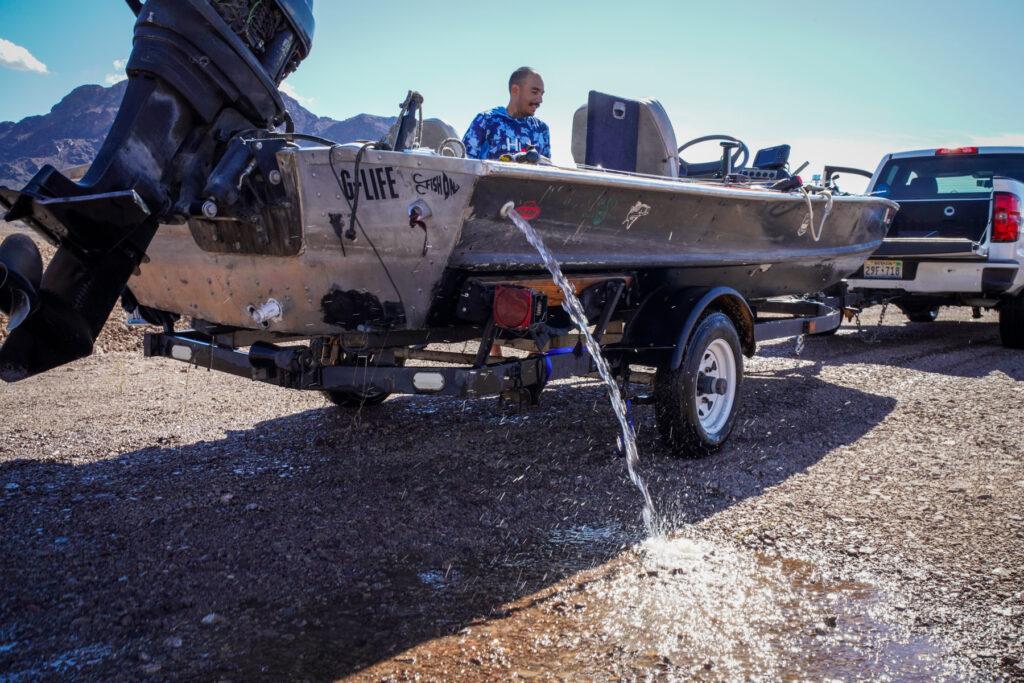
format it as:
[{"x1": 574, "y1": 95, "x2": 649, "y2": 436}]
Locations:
[{"x1": 0, "y1": 0, "x2": 315, "y2": 381}]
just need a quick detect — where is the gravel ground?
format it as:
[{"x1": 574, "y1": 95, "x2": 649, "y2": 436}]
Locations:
[{"x1": 1, "y1": 226, "x2": 1022, "y2": 681}]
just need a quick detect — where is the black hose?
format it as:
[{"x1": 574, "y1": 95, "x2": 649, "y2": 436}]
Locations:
[
  {"x1": 346, "y1": 141, "x2": 377, "y2": 240},
  {"x1": 327, "y1": 145, "x2": 405, "y2": 311}
]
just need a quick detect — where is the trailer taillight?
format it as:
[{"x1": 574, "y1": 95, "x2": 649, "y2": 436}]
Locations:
[
  {"x1": 992, "y1": 192, "x2": 1021, "y2": 243},
  {"x1": 493, "y1": 285, "x2": 534, "y2": 330},
  {"x1": 935, "y1": 146, "x2": 978, "y2": 155}
]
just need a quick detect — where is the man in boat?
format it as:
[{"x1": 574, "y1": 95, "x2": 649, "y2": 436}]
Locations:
[{"x1": 463, "y1": 67, "x2": 551, "y2": 161}]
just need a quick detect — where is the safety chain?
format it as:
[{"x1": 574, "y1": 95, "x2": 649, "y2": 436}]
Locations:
[{"x1": 854, "y1": 301, "x2": 890, "y2": 344}]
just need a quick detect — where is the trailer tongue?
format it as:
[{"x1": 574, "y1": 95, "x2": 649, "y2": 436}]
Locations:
[{"x1": 0, "y1": 0, "x2": 313, "y2": 381}]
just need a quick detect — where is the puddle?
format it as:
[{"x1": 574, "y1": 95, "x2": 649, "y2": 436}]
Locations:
[
  {"x1": 579, "y1": 533, "x2": 955, "y2": 679},
  {"x1": 350, "y1": 531, "x2": 961, "y2": 681},
  {"x1": 548, "y1": 522, "x2": 627, "y2": 548},
  {"x1": 417, "y1": 568, "x2": 461, "y2": 591},
  {"x1": 401, "y1": 403, "x2": 441, "y2": 416},
  {"x1": 1, "y1": 643, "x2": 114, "y2": 682}
]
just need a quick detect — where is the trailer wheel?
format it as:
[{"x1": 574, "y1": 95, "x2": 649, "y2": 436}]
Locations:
[
  {"x1": 323, "y1": 358, "x2": 404, "y2": 409},
  {"x1": 999, "y1": 296, "x2": 1024, "y2": 349},
  {"x1": 655, "y1": 311, "x2": 743, "y2": 458},
  {"x1": 898, "y1": 303, "x2": 939, "y2": 323}
]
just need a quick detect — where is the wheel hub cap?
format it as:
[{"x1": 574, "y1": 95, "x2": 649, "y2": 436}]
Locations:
[{"x1": 695, "y1": 338, "x2": 737, "y2": 433}]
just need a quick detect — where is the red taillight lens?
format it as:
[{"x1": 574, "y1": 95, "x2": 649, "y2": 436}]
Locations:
[
  {"x1": 935, "y1": 146, "x2": 978, "y2": 155},
  {"x1": 992, "y1": 192, "x2": 1021, "y2": 243},
  {"x1": 493, "y1": 285, "x2": 533, "y2": 329}
]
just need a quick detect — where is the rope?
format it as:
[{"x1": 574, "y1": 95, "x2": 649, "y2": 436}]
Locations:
[
  {"x1": 817, "y1": 189, "x2": 834, "y2": 241},
  {"x1": 798, "y1": 187, "x2": 813, "y2": 238},
  {"x1": 798, "y1": 187, "x2": 834, "y2": 242},
  {"x1": 415, "y1": 104, "x2": 423, "y2": 149}
]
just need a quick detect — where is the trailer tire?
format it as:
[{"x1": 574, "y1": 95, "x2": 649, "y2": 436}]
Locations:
[
  {"x1": 999, "y1": 296, "x2": 1024, "y2": 349},
  {"x1": 324, "y1": 387, "x2": 391, "y2": 409},
  {"x1": 655, "y1": 311, "x2": 743, "y2": 458},
  {"x1": 323, "y1": 358, "x2": 404, "y2": 409}
]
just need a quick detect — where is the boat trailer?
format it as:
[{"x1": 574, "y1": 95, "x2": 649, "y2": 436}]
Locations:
[{"x1": 143, "y1": 292, "x2": 844, "y2": 404}]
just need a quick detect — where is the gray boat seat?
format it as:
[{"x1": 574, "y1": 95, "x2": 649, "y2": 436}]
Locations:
[
  {"x1": 419, "y1": 118, "x2": 458, "y2": 152},
  {"x1": 571, "y1": 91, "x2": 680, "y2": 177}
]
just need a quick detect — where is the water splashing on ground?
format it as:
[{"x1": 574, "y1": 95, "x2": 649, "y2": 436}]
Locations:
[
  {"x1": 502, "y1": 203, "x2": 657, "y2": 534},
  {"x1": 577, "y1": 531, "x2": 955, "y2": 680}
]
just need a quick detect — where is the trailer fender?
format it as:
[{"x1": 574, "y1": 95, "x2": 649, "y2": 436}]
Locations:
[{"x1": 622, "y1": 286, "x2": 756, "y2": 368}]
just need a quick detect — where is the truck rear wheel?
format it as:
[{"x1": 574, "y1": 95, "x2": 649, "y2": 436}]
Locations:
[
  {"x1": 655, "y1": 311, "x2": 743, "y2": 458},
  {"x1": 898, "y1": 303, "x2": 939, "y2": 323},
  {"x1": 999, "y1": 297, "x2": 1024, "y2": 349}
]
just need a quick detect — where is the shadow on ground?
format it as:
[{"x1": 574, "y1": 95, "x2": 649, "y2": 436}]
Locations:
[
  {"x1": 0, "y1": 367, "x2": 895, "y2": 680},
  {"x1": 760, "y1": 316, "x2": 1024, "y2": 381}
]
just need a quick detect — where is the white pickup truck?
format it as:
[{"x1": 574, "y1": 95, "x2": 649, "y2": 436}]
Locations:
[{"x1": 846, "y1": 146, "x2": 1024, "y2": 348}]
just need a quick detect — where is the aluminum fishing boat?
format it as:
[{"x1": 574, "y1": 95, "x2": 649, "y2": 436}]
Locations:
[
  {"x1": 120, "y1": 99, "x2": 895, "y2": 338},
  {"x1": 0, "y1": 0, "x2": 897, "y2": 456}
]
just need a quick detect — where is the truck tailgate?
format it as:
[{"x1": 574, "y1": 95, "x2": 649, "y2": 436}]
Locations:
[{"x1": 886, "y1": 198, "x2": 990, "y2": 242}]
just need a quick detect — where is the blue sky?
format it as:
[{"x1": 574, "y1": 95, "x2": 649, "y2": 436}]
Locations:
[{"x1": 1, "y1": 0, "x2": 1022, "y2": 189}]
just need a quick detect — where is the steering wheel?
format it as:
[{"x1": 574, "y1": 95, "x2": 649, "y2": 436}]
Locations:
[{"x1": 677, "y1": 135, "x2": 750, "y2": 176}]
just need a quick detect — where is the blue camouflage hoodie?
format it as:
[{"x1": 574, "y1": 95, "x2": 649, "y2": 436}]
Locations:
[{"x1": 462, "y1": 106, "x2": 551, "y2": 161}]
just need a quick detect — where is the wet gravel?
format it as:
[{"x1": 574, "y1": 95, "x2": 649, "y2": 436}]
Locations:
[{"x1": 1, "y1": 227, "x2": 1022, "y2": 680}]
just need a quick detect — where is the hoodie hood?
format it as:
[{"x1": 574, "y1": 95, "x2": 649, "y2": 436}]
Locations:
[{"x1": 487, "y1": 106, "x2": 541, "y2": 123}]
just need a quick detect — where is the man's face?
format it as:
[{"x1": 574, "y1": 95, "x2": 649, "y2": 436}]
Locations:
[{"x1": 511, "y1": 74, "x2": 545, "y2": 116}]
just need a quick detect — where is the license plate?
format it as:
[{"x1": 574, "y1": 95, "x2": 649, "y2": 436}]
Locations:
[{"x1": 863, "y1": 259, "x2": 903, "y2": 279}]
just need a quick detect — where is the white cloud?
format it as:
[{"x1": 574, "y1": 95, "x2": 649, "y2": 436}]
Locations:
[
  {"x1": 0, "y1": 38, "x2": 48, "y2": 74},
  {"x1": 966, "y1": 133, "x2": 1024, "y2": 147},
  {"x1": 279, "y1": 80, "x2": 315, "y2": 108},
  {"x1": 104, "y1": 58, "x2": 127, "y2": 85}
]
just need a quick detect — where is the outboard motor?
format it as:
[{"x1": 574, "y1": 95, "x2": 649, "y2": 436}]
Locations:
[{"x1": 0, "y1": 0, "x2": 314, "y2": 381}]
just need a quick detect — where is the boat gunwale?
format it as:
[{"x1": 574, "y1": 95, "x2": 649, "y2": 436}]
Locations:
[{"x1": 295, "y1": 143, "x2": 900, "y2": 209}]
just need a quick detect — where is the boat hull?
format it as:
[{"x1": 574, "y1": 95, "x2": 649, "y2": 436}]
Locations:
[
  {"x1": 128, "y1": 146, "x2": 896, "y2": 335},
  {"x1": 456, "y1": 167, "x2": 890, "y2": 299}
]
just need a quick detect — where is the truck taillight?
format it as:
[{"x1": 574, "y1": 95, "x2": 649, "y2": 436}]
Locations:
[
  {"x1": 992, "y1": 192, "x2": 1021, "y2": 243},
  {"x1": 935, "y1": 146, "x2": 978, "y2": 155}
]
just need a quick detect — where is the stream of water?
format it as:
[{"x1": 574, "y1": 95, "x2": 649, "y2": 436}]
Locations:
[{"x1": 502, "y1": 203, "x2": 658, "y2": 535}]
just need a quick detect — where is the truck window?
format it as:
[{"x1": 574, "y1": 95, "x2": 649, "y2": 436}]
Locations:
[{"x1": 874, "y1": 154, "x2": 1024, "y2": 200}]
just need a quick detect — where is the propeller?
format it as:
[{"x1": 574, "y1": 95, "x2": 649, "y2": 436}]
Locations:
[{"x1": 0, "y1": 234, "x2": 42, "y2": 333}]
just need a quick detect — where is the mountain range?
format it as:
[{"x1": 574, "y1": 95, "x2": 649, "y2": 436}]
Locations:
[{"x1": 0, "y1": 81, "x2": 395, "y2": 189}]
